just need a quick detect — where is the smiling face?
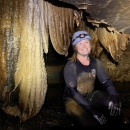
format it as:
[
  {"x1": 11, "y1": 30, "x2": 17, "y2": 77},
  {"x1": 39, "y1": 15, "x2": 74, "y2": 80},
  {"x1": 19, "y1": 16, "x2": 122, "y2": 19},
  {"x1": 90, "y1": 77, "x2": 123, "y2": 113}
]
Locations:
[{"x1": 75, "y1": 39, "x2": 91, "y2": 57}]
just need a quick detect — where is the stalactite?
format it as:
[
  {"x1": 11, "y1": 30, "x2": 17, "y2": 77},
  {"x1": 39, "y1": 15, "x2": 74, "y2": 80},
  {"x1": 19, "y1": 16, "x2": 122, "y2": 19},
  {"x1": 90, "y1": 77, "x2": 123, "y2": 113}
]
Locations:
[{"x1": 47, "y1": 1, "x2": 76, "y2": 56}]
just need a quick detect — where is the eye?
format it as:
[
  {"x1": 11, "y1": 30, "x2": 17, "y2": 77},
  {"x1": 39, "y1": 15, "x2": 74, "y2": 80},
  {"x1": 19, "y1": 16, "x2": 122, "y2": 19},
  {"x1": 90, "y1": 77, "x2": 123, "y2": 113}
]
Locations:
[
  {"x1": 78, "y1": 42, "x2": 82, "y2": 45},
  {"x1": 85, "y1": 40, "x2": 90, "y2": 44}
]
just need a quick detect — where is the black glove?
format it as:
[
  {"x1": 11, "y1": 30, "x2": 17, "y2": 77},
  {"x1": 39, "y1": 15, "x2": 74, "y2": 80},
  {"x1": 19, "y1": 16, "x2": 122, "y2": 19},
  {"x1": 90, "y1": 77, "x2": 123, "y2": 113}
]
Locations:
[
  {"x1": 90, "y1": 108, "x2": 107, "y2": 125},
  {"x1": 108, "y1": 95, "x2": 121, "y2": 116}
]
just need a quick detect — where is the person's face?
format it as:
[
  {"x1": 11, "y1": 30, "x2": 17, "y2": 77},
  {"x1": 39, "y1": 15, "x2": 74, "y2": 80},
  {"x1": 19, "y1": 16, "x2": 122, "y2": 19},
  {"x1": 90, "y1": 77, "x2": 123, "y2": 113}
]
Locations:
[{"x1": 75, "y1": 39, "x2": 91, "y2": 56}]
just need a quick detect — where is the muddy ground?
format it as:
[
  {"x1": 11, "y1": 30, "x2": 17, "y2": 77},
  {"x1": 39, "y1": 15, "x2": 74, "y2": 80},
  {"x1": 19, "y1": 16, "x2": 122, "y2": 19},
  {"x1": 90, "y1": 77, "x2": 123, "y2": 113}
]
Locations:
[{"x1": 0, "y1": 83, "x2": 130, "y2": 130}]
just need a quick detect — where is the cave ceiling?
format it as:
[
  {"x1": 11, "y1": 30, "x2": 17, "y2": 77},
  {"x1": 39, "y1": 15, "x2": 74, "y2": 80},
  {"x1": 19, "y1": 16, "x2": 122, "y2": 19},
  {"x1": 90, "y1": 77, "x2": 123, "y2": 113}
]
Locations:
[{"x1": 59, "y1": 0, "x2": 130, "y2": 34}]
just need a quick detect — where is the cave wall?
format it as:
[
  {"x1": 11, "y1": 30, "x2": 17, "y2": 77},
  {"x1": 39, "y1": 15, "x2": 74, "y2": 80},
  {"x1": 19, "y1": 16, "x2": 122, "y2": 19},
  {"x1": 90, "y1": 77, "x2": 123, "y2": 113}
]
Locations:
[
  {"x1": 45, "y1": 39, "x2": 130, "y2": 84},
  {"x1": 100, "y1": 42, "x2": 130, "y2": 82}
]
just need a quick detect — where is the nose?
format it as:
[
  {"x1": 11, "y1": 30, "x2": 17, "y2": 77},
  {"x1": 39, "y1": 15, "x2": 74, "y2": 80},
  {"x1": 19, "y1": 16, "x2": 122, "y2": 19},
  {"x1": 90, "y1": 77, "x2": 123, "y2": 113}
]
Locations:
[{"x1": 83, "y1": 43, "x2": 87, "y2": 47}]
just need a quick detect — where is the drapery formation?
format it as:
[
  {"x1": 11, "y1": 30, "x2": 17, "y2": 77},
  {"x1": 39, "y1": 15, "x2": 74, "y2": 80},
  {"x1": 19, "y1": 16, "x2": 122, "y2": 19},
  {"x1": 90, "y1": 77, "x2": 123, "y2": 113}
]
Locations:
[
  {"x1": 0, "y1": 0, "x2": 48, "y2": 122},
  {"x1": 0, "y1": 0, "x2": 77, "y2": 122},
  {"x1": 0, "y1": 0, "x2": 129, "y2": 122}
]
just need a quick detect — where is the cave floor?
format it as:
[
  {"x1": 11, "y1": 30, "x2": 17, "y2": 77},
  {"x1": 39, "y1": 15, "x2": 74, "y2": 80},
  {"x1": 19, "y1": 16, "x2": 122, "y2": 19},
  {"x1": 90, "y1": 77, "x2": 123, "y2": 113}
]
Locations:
[{"x1": 0, "y1": 83, "x2": 130, "y2": 130}]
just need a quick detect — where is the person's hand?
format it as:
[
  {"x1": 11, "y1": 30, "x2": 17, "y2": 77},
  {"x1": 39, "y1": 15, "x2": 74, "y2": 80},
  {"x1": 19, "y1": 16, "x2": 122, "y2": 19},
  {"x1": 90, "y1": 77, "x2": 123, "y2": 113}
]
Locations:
[
  {"x1": 108, "y1": 95, "x2": 121, "y2": 116},
  {"x1": 90, "y1": 108, "x2": 107, "y2": 125}
]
